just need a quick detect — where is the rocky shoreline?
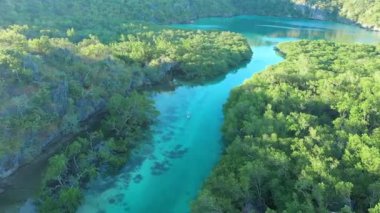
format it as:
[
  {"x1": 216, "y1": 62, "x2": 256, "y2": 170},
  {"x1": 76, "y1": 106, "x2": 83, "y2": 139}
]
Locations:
[
  {"x1": 0, "y1": 61, "x2": 176, "y2": 191},
  {"x1": 0, "y1": 6, "x2": 378, "y2": 209},
  {"x1": 293, "y1": 3, "x2": 379, "y2": 32},
  {"x1": 184, "y1": 4, "x2": 379, "y2": 32},
  {"x1": 0, "y1": 33, "x2": 252, "y2": 204}
]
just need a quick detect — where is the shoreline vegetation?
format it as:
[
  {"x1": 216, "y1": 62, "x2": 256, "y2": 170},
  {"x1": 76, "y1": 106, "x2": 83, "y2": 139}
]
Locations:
[
  {"x1": 0, "y1": 24, "x2": 252, "y2": 212},
  {"x1": 0, "y1": 0, "x2": 379, "y2": 33},
  {"x1": 0, "y1": 0, "x2": 378, "y2": 183},
  {"x1": 0, "y1": 0, "x2": 378, "y2": 212},
  {"x1": 193, "y1": 40, "x2": 380, "y2": 213}
]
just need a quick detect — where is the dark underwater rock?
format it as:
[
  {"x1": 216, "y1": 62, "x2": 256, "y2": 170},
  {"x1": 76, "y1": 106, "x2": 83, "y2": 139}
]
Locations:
[
  {"x1": 133, "y1": 174, "x2": 143, "y2": 183},
  {"x1": 108, "y1": 193, "x2": 125, "y2": 204},
  {"x1": 164, "y1": 145, "x2": 188, "y2": 159},
  {"x1": 151, "y1": 160, "x2": 171, "y2": 176}
]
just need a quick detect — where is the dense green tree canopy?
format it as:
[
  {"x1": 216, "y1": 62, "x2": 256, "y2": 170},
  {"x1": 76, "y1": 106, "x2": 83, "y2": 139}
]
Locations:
[
  {"x1": 0, "y1": 0, "x2": 378, "y2": 212},
  {"x1": 0, "y1": 0, "x2": 378, "y2": 35},
  {"x1": 0, "y1": 24, "x2": 251, "y2": 212},
  {"x1": 0, "y1": 25, "x2": 251, "y2": 160},
  {"x1": 193, "y1": 40, "x2": 380, "y2": 213},
  {"x1": 294, "y1": 0, "x2": 380, "y2": 29}
]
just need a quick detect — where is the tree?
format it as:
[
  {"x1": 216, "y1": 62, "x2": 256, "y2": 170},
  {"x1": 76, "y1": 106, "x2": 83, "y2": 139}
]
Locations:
[
  {"x1": 58, "y1": 187, "x2": 83, "y2": 213},
  {"x1": 44, "y1": 154, "x2": 68, "y2": 185}
]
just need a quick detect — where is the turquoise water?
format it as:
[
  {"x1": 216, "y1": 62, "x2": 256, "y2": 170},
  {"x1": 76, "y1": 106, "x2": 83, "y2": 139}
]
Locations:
[{"x1": 78, "y1": 16, "x2": 380, "y2": 213}]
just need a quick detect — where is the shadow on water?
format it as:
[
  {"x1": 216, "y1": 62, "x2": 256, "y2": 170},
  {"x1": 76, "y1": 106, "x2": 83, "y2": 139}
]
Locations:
[{"x1": 142, "y1": 56, "x2": 252, "y2": 94}]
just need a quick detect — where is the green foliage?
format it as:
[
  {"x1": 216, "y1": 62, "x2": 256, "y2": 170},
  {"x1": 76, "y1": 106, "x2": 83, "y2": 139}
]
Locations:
[
  {"x1": 0, "y1": 0, "x2": 378, "y2": 35},
  {"x1": 44, "y1": 154, "x2": 68, "y2": 184},
  {"x1": 39, "y1": 187, "x2": 83, "y2": 213},
  {"x1": 369, "y1": 203, "x2": 380, "y2": 213},
  {"x1": 0, "y1": 0, "x2": 296, "y2": 30},
  {"x1": 13, "y1": 17, "x2": 250, "y2": 212},
  {"x1": 0, "y1": 25, "x2": 251, "y2": 160},
  {"x1": 0, "y1": 0, "x2": 376, "y2": 211},
  {"x1": 0, "y1": 6, "x2": 251, "y2": 211},
  {"x1": 193, "y1": 40, "x2": 380, "y2": 213},
  {"x1": 174, "y1": 31, "x2": 252, "y2": 81},
  {"x1": 58, "y1": 187, "x2": 83, "y2": 212},
  {"x1": 38, "y1": 91, "x2": 157, "y2": 211},
  {"x1": 104, "y1": 92, "x2": 158, "y2": 138},
  {"x1": 294, "y1": 0, "x2": 380, "y2": 29}
]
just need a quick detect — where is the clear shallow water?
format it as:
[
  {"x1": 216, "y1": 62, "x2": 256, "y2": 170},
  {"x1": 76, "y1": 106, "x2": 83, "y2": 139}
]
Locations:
[{"x1": 78, "y1": 16, "x2": 380, "y2": 213}]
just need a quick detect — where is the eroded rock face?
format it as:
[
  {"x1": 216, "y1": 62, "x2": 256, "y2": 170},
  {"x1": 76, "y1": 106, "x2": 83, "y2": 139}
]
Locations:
[
  {"x1": 0, "y1": 102, "x2": 106, "y2": 178},
  {"x1": 360, "y1": 24, "x2": 380, "y2": 32},
  {"x1": 150, "y1": 59, "x2": 179, "y2": 84},
  {"x1": 0, "y1": 55, "x2": 178, "y2": 179},
  {"x1": 0, "y1": 27, "x2": 251, "y2": 183},
  {"x1": 293, "y1": 3, "x2": 335, "y2": 21},
  {"x1": 23, "y1": 55, "x2": 40, "y2": 82},
  {"x1": 52, "y1": 80, "x2": 69, "y2": 117},
  {"x1": 0, "y1": 155, "x2": 20, "y2": 178},
  {"x1": 0, "y1": 91, "x2": 106, "y2": 178},
  {"x1": 292, "y1": 3, "x2": 379, "y2": 31}
]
